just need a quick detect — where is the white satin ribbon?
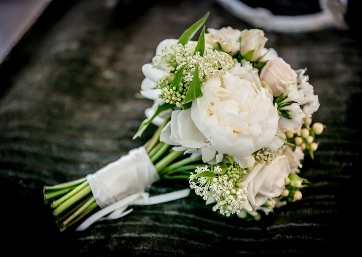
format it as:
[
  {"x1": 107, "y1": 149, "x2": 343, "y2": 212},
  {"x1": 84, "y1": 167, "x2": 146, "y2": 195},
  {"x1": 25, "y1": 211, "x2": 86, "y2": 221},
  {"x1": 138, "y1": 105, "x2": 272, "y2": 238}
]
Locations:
[
  {"x1": 76, "y1": 188, "x2": 191, "y2": 231},
  {"x1": 87, "y1": 146, "x2": 159, "y2": 208},
  {"x1": 76, "y1": 146, "x2": 191, "y2": 231}
]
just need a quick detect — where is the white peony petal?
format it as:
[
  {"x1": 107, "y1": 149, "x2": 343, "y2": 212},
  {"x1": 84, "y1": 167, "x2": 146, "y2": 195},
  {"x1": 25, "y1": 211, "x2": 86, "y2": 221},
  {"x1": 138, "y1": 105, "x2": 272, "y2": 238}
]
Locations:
[
  {"x1": 176, "y1": 110, "x2": 207, "y2": 149},
  {"x1": 142, "y1": 63, "x2": 168, "y2": 82}
]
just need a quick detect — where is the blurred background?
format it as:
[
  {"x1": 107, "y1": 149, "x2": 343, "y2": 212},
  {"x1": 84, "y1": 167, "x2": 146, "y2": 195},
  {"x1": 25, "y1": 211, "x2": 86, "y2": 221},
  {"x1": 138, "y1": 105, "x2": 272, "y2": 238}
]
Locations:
[{"x1": 0, "y1": 0, "x2": 357, "y2": 65}]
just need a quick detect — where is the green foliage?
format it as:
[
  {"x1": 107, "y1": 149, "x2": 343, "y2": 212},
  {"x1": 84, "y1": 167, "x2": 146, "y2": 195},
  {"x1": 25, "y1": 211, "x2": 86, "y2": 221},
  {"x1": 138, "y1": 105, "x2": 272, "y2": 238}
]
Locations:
[
  {"x1": 178, "y1": 12, "x2": 210, "y2": 45},
  {"x1": 184, "y1": 65, "x2": 202, "y2": 103},
  {"x1": 133, "y1": 103, "x2": 173, "y2": 139},
  {"x1": 194, "y1": 25, "x2": 206, "y2": 56}
]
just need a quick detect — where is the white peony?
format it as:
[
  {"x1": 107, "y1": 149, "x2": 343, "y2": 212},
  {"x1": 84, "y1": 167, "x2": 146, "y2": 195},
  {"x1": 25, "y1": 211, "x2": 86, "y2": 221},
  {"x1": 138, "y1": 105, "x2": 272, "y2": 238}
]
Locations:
[
  {"x1": 191, "y1": 62, "x2": 279, "y2": 158},
  {"x1": 160, "y1": 109, "x2": 223, "y2": 163},
  {"x1": 160, "y1": 61, "x2": 280, "y2": 164}
]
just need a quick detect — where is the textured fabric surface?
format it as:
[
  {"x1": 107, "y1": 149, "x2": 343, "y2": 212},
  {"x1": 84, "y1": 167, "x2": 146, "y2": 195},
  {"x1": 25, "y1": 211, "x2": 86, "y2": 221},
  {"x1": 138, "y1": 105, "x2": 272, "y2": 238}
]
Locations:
[{"x1": 0, "y1": 0, "x2": 360, "y2": 256}]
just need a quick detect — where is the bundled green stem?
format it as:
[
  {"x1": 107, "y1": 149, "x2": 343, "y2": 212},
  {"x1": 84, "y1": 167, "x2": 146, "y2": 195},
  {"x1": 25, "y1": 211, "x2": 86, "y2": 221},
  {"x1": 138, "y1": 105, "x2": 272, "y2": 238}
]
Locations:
[{"x1": 43, "y1": 122, "x2": 202, "y2": 232}]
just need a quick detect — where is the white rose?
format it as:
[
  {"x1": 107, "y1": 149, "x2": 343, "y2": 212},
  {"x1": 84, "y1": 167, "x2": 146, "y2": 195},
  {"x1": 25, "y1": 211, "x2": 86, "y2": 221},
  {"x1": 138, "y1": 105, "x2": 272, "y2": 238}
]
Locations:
[
  {"x1": 206, "y1": 27, "x2": 241, "y2": 55},
  {"x1": 241, "y1": 155, "x2": 292, "y2": 212},
  {"x1": 240, "y1": 29, "x2": 268, "y2": 61},
  {"x1": 260, "y1": 57, "x2": 297, "y2": 97},
  {"x1": 191, "y1": 63, "x2": 279, "y2": 158}
]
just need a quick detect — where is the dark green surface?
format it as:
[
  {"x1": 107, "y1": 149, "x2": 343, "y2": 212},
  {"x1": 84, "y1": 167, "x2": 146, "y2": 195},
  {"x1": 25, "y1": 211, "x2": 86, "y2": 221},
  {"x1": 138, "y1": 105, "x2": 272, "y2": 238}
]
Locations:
[{"x1": 0, "y1": 0, "x2": 360, "y2": 256}]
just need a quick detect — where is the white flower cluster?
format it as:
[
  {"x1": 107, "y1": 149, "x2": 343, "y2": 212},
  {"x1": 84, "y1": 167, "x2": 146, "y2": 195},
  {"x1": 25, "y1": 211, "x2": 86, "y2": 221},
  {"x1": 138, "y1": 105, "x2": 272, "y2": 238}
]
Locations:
[
  {"x1": 189, "y1": 163, "x2": 248, "y2": 217},
  {"x1": 137, "y1": 13, "x2": 325, "y2": 220}
]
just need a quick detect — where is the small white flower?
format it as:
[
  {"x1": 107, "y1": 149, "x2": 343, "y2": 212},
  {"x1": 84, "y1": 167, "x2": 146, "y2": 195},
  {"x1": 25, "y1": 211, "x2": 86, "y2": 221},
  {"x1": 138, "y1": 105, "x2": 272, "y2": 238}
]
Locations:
[
  {"x1": 284, "y1": 146, "x2": 304, "y2": 173},
  {"x1": 295, "y1": 69, "x2": 320, "y2": 117},
  {"x1": 278, "y1": 102, "x2": 306, "y2": 134}
]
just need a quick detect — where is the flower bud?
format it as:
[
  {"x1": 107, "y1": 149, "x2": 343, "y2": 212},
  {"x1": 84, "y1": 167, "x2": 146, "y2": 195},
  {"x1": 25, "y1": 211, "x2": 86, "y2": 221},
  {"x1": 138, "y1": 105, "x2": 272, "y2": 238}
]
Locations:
[
  {"x1": 313, "y1": 122, "x2": 324, "y2": 135},
  {"x1": 306, "y1": 136, "x2": 314, "y2": 144},
  {"x1": 285, "y1": 176, "x2": 291, "y2": 185},
  {"x1": 301, "y1": 128, "x2": 309, "y2": 138},
  {"x1": 221, "y1": 42, "x2": 233, "y2": 53},
  {"x1": 293, "y1": 191, "x2": 302, "y2": 201},
  {"x1": 301, "y1": 143, "x2": 306, "y2": 150},
  {"x1": 304, "y1": 117, "x2": 312, "y2": 126},
  {"x1": 238, "y1": 210, "x2": 248, "y2": 219},
  {"x1": 295, "y1": 137, "x2": 303, "y2": 145},
  {"x1": 285, "y1": 131, "x2": 294, "y2": 139},
  {"x1": 282, "y1": 188, "x2": 289, "y2": 197},
  {"x1": 289, "y1": 173, "x2": 309, "y2": 188},
  {"x1": 311, "y1": 142, "x2": 318, "y2": 151},
  {"x1": 254, "y1": 214, "x2": 261, "y2": 221}
]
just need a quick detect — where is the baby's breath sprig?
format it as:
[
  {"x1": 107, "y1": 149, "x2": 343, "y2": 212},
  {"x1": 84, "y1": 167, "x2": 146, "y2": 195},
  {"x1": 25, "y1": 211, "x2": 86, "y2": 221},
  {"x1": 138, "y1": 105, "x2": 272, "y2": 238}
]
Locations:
[
  {"x1": 155, "y1": 38, "x2": 234, "y2": 108},
  {"x1": 254, "y1": 146, "x2": 286, "y2": 165},
  {"x1": 189, "y1": 161, "x2": 248, "y2": 217},
  {"x1": 133, "y1": 12, "x2": 210, "y2": 139}
]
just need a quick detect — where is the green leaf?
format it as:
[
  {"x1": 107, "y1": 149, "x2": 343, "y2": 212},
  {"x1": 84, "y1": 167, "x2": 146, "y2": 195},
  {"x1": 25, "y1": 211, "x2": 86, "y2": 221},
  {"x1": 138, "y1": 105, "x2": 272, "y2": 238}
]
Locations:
[
  {"x1": 172, "y1": 63, "x2": 188, "y2": 91},
  {"x1": 133, "y1": 103, "x2": 173, "y2": 139},
  {"x1": 184, "y1": 65, "x2": 202, "y2": 103},
  {"x1": 178, "y1": 11, "x2": 210, "y2": 45},
  {"x1": 194, "y1": 25, "x2": 206, "y2": 56},
  {"x1": 243, "y1": 49, "x2": 255, "y2": 61},
  {"x1": 227, "y1": 155, "x2": 235, "y2": 164},
  {"x1": 253, "y1": 60, "x2": 267, "y2": 71}
]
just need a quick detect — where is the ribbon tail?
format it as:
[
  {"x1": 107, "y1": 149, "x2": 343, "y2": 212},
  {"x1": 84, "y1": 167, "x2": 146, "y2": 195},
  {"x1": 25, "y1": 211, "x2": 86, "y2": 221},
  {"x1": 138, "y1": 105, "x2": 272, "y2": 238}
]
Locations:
[
  {"x1": 75, "y1": 193, "x2": 142, "y2": 231},
  {"x1": 133, "y1": 188, "x2": 191, "y2": 205},
  {"x1": 102, "y1": 206, "x2": 133, "y2": 220},
  {"x1": 75, "y1": 188, "x2": 191, "y2": 231}
]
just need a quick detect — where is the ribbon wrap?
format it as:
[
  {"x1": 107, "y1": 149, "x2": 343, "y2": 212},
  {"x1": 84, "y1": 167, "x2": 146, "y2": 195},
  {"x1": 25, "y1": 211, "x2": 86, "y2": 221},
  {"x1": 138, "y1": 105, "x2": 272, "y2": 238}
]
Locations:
[
  {"x1": 87, "y1": 146, "x2": 159, "y2": 208},
  {"x1": 76, "y1": 146, "x2": 191, "y2": 231}
]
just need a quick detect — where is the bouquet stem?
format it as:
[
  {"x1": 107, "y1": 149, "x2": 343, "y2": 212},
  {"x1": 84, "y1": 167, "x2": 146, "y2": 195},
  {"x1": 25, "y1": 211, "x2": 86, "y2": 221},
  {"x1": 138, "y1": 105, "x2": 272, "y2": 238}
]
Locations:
[{"x1": 43, "y1": 122, "x2": 203, "y2": 232}]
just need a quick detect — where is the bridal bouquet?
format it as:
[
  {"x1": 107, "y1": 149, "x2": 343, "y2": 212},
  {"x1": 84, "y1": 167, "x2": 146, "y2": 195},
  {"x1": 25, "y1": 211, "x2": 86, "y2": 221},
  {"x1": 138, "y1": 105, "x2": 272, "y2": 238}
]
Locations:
[{"x1": 43, "y1": 12, "x2": 325, "y2": 232}]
